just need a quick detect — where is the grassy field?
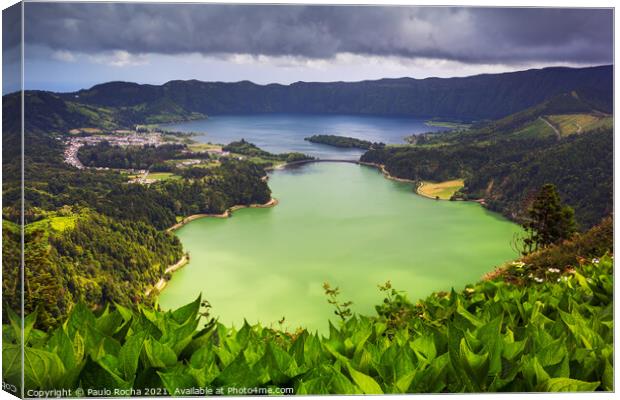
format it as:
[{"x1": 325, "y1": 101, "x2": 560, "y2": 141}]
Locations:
[
  {"x1": 547, "y1": 114, "x2": 613, "y2": 137},
  {"x1": 424, "y1": 120, "x2": 471, "y2": 129},
  {"x1": 511, "y1": 118, "x2": 556, "y2": 139},
  {"x1": 188, "y1": 142, "x2": 223, "y2": 152},
  {"x1": 417, "y1": 179, "x2": 464, "y2": 200},
  {"x1": 148, "y1": 172, "x2": 182, "y2": 181},
  {"x1": 25, "y1": 214, "x2": 78, "y2": 235}
]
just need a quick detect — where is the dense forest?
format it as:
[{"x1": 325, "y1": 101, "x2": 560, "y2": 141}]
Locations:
[
  {"x1": 304, "y1": 135, "x2": 383, "y2": 150},
  {"x1": 77, "y1": 142, "x2": 206, "y2": 170},
  {"x1": 59, "y1": 65, "x2": 612, "y2": 122},
  {"x1": 222, "y1": 139, "x2": 313, "y2": 163},
  {"x1": 3, "y1": 211, "x2": 183, "y2": 330},
  {"x1": 2, "y1": 95, "x2": 273, "y2": 328}
]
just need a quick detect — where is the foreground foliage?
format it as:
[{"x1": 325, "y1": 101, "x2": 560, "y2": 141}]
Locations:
[{"x1": 3, "y1": 253, "x2": 612, "y2": 395}]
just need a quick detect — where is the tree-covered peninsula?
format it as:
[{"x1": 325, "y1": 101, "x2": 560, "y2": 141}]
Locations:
[{"x1": 304, "y1": 135, "x2": 382, "y2": 150}]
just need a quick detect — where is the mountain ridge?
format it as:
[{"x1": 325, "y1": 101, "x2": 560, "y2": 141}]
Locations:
[{"x1": 56, "y1": 64, "x2": 612, "y2": 121}]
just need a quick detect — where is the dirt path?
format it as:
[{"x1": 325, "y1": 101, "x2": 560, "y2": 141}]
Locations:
[{"x1": 540, "y1": 116, "x2": 561, "y2": 139}]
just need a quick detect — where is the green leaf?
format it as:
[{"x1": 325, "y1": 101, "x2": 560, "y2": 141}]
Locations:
[
  {"x1": 346, "y1": 364, "x2": 383, "y2": 394},
  {"x1": 395, "y1": 370, "x2": 417, "y2": 393},
  {"x1": 96, "y1": 307, "x2": 126, "y2": 336},
  {"x1": 48, "y1": 328, "x2": 76, "y2": 370},
  {"x1": 262, "y1": 340, "x2": 298, "y2": 384},
  {"x1": 2, "y1": 344, "x2": 22, "y2": 388},
  {"x1": 24, "y1": 347, "x2": 66, "y2": 390},
  {"x1": 171, "y1": 295, "x2": 201, "y2": 325},
  {"x1": 459, "y1": 338, "x2": 490, "y2": 390},
  {"x1": 190, "y1": 346, "x2": 215, "y2": 369},
  {"x1": 523, "y1": 356, "x2": 550, "y2": 389},
  {"x1": 602, "y1": 358, "x2": 613, "y2": 391},
  {"x1": 5, "y1": 308, "x2": 21, "y2": 344},
  {"x1": 118, "y1": 332, "x2": 145, "y2": 380},
  {"x1": 158, "y1": 370, "x2": 199, "y2": 395},
  {"x1": 456, "y1": 302, "x2": 484, "y2": 329},
  {"x1": 64, "y1": 302, "x2": 96, "y2": 339},
  {"x1": 410, "y1": 335, "x2": 437, "y2": 363},
  {"x1": 537, "y1": 378, "x2": 599, "y2": 392},
  {"x1": 304, "y1": 333, "x2": 322, "y2": 366},
  {"x1": 143, "y1": 339, "x2": 177, "y2": 368},
  {"x1": 216, "y1": 353, "x2": 264, "y2": 388},
  {"x1": 329, "y1": 366, "x2": 362, "y2": 394},
  {"x1": 7, "y1": 307, "x2": 37, "y2": 346},
  {"x1": 477, "y1": 314, "x2": 503, "y2": 375}
]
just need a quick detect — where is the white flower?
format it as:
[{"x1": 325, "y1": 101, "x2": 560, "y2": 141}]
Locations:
[
  {"x1": 557, "y1": 278, "x2": 561, "y2": 282},
  {"x1": 592, "y1": 258, "x2": 600, "y2": 264},
  {"x1": 528, "y1": 273, "x2": 533, "y2": 278},
  {"x1": 534, "y1": 277, "x2": 544, "y2": 283},
  {"x1": 547, "y1": 267, "x2": 561, "y2": 273}
]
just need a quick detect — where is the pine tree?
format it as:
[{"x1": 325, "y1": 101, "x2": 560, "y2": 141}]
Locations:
[{"x1": 521, "y1": 183, "x2": 577, "y2": 254}]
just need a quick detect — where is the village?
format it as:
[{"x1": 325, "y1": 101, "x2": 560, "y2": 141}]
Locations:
[{"x1": 62, "y1": 129, "x2": 234, "y2": 184}]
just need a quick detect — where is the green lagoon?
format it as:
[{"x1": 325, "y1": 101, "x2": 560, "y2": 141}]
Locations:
[{"x1": 159, "y1": 162, "x2": 522, "y2": 332}]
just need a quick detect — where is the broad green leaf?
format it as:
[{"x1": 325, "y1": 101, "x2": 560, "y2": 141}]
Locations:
[
  {"x1": 96, "y1": 307, "x2": 126, "y2": 336},
  {"x1": 410, "y1": 335, "x2": 437, "y2": 363},
  {"x1": 64, "y1": 302, "x2": 96, "y2": 339},
  {"x1": 216, "y1": 353, "x2": 264, "y2": 388},
  {"x1": 602, "y1": 358, "x2": 613, "y2": 391},
  {"x1": 346, "y1": 364, "x2": 383, "y2": 394},
  {"x1": 523, "y1": 356, "x2": 550, "y2": 389},
  {"x1": 24, "y1": 347, "x2": 66, "y2": 390},
  {"x1": 2, "y1": 344, "x2": 22, "y2": 387},
  {"x1": 7, "y1": 307, "x2": 37, "y2": 345},
  {"x1": 158, "y1": 370, "x2": 199, "y2": 395},
  {"x1": 329, "y1": 366, "x2": 362, "y2": 394},
  {"x1": 143, "y1": 339, "x2": 177, "y2": 368},
  {"x1": 171, "y1": 295, "x2": 201, "y2": 325},
  {"x1": 262, "y1": 341, "x2": 298, "y2": 383},
  {"x1": 395, "y1": 370, "x2": 417, "y2": 393},
  {"x1": 459, "y1": 338, "x2": 489, "y2": 390},
  {"x1": 477, "y1": 314, "x2": 503, "y2": 375},
  {"x1": 161, "y1": 316, "x2": 199, "y2": 355},
  {"x1": 48, "y1": 328, "x2": 76, "y2": 370},
  {"x1": 188, "y1": 362, "x2": 220, "y2": 387},
  {"x1": 190, "y1": 346, "x2": 215, "y2": 369},
  {"x1": 114, "y1": 302, "x2": 134, "y2": 322},
  {"x1": 118, "y1": 332, "x2": 145, "y2": 380},
  {"x1": 537, "y1": 378, "x2": 599, "y2": 392}
]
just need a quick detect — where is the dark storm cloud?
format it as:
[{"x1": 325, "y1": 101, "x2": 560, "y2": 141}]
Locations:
[{"x1": 23, "y1": 3, "x2": 613, "y2": 65}]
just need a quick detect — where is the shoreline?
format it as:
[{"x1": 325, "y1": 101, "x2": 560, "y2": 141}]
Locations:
[
  {"x1": 155, "y1": 160, "x2": 483, "y2": 298},
  {"x1": 166, "y1": 197, "x2": 279, "y2": 232},
  {"x1": 145, "y1": 254, "x2": 189, "y2": 296},
  {"x1": 153, "y1": 198, "x2": 279, "y2": 297},
  {"x1": 358, "y1": 161, "x2": 419, "y2": 185}
]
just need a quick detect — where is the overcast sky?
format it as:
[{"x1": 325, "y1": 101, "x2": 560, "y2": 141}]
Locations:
[{"x1": 2, "y1": 3, "x2": 614, "y2": 93}]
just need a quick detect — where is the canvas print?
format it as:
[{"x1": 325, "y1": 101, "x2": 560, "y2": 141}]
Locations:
[{"x1": 1, "y1": 2, "x2": 614, "y2": 397}]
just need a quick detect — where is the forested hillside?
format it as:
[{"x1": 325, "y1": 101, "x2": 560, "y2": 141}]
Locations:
[
  {"x1": 61, "y1": 65, "x2": 612, "y2": 122},
  {"x1": 2, "y1": 95, "x2": 273, "y2": 327},
  {"x1": 361, "y1": 93, "x2": 613, "y2": 229}
]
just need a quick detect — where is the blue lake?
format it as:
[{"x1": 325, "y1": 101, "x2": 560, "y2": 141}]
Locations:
[{"x1": 160, "y1": 114, "x2": 448, "y2": 159}]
